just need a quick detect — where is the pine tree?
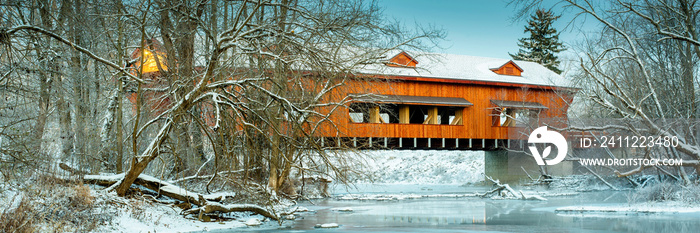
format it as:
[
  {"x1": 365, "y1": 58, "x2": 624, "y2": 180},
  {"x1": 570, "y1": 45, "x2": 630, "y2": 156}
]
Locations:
[{"x1": 510, "y1": 9, "x2": 566, "y2": 74}]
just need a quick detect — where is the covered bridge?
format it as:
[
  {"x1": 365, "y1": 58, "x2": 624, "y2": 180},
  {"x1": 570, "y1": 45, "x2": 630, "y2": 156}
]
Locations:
[
  {"x1": 315, "y1": 51, "x2": 576, "y2": 150},
  {"x1": 130, "y1": 43, "x2": 576, "y2": 151}
]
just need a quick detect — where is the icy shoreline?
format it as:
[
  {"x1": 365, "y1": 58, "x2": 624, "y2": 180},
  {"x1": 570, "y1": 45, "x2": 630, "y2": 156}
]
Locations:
[{"x1": 556, "y1": 202, "x2": 700, "y2": 214}]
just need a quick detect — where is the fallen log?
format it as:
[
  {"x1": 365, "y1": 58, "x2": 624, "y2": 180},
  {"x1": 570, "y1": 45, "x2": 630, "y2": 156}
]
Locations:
[
  {"x1": 84, "y1": 174, "x2": 236, "y2": 204},
  {"x1": 183, "y1": 203, "x2": 279, "y2": 221},
  {"x1": 81, "y1": 173, "x2": 270, "y2": 219},
  {"x1": 57, "y1": 165, "x2": 274, "y2": 221},
  {"x1": 83, "y1": 173, "x2": 211, "y2": 205}
]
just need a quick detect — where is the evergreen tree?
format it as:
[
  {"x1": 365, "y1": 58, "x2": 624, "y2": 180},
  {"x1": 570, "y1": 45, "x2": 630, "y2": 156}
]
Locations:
[{"x1": 510, "y1": 9, "x2": 566, "y2": 74}]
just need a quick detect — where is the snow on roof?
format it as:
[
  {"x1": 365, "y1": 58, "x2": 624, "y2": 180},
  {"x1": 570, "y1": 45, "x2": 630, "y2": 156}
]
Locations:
[
  {"x1": 131, "y1": 37, "x2": 570, "y2": 89},
  {"x1": 358, "y1": 51, "x2": 572, "y2": 88}
]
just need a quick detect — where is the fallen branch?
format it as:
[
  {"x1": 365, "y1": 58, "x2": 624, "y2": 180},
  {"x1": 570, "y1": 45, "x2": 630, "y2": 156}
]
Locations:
[
  {"x1": 59, "y1": 162, "x2": 88, "y2": 176},
  {"x1": 482, "y1": 176, "x2": 547, "y2": 201},
  {"x1": 519, "y1": 190, "x2": 547, "y2": 201},
  {"x1": 484, "y1": 176, "x2": 519, "y2": 197},
  {"x1": 582, "y1": 165, "x2": 619, "y2": 191},
  {"x1": 521, "y1": 166, "x2": 534, "y2": 181},
  {"x1": 479, "y1": 185, "x2": 505, "y2": 198},
  {"x1": 170, "y1": 168, "x2": 262, "y2": 184},
  {"x1": 654, "y1": 165, "x2": 680, "y2": 181}
]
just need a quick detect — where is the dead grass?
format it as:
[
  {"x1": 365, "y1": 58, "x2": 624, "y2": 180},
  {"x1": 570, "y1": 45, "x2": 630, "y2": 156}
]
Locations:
[
  {"x1": 0, "y1": 174, "x2": 114, "y2": 233},
  {"x1": 70, "y1": 183, "x2": 95, "y2": 209},
  {"x1": 0, "y1": 195, "x2": 36, "y2": 233}
]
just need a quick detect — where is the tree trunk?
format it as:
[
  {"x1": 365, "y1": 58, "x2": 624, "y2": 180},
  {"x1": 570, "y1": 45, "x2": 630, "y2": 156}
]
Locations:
[
  {"x1": 33, "y1": 0, "x2": 53, "y2": 153},
  {"x1": 116, "y1": 119, "x2": 174, "y2": 196}
]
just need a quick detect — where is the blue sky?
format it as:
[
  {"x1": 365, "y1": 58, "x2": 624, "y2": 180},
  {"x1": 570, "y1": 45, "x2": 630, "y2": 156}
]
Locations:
[{"x1": 377, "y1": 0, "x2": 581, "y2": 59}]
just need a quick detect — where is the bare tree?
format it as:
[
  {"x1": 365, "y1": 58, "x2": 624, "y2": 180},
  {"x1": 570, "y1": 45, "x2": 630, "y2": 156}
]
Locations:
[
  {"x1": 1, "y1": 1, "x2": 442, "y2": 210},
  {"x1": 514, "y1": 0, "x2": 700, "y2": 183}
]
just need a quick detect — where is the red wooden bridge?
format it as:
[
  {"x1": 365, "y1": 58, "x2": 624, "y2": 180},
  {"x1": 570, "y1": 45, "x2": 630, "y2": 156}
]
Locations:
[{"x1": 313, "y1": 51, "x2": 576, "y2": 150}]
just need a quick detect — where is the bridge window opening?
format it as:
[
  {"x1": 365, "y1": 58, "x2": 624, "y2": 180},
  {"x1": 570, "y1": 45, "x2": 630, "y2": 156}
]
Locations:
[
  {"x1": 351, "y1": 102, "x2": 463, "y2": 125},
  {"x1": 491, "y1": 100, "x2": 547, "y2": 127},
  {"x1": 349, "y1": 103, "x2": 398, "y2": 123},
  {"x1": 349, "y1": 103, "x2": 368, "y2": 123},
  {"x1": 494, "y1": 108, "x2": 540, "y2": 127},
  {"x1": 409, "y1": 106, "x2": 427, "y2": 124}
]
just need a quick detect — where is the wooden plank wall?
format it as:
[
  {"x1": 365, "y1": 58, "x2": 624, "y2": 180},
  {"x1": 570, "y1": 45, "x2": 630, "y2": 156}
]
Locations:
[{"x1": 312, "y1": 76, "x2": 574, "y2": 140}]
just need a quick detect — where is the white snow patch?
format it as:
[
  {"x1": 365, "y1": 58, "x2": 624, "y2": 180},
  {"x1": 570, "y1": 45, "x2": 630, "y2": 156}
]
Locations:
[
  {"x1": 245, "y1": 218, "x2": 262, "y2": 226},
  {"x1": 338, "y1": 193, "x2": 479, "y2": 201},
  {"x1": 358, "y1": 150, "x2": 484, "y2": 185},
  {"x1": 203, "y1": 192, "x2": 236, "y2": 201},
  {"x1": 95, "y1": 192, "x2": 249, "y2": 233},
  {"x1": 332, "y1": 207, "x2": 354, "y2": 212},
  {"x1": 0, "y1": 187, "x2": 22, "y2": 212},
  {"x1": 315, "y1": 223, "x2": 339, "y2": 228},
  {"x1": 556, "y1": 201, "x2": 700, "y2": 214}
]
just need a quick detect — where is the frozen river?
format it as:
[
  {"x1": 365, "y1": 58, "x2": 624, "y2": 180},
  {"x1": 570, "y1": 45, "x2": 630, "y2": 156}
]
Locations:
[{"x1": 216, "y1": 183, "x2": 700, "y2": 232}]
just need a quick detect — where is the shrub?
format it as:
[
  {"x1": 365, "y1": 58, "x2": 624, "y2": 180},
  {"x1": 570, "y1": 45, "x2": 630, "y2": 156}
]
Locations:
[
  {"x1": 70, "y1": 184, "x2": 95, "y2": 209},
  {"x1": 678, "y1": 184, "x2": 700, "y2": 204},
  {"x1": 637, "y1": 182, "x2": 680, "y2": 202}
]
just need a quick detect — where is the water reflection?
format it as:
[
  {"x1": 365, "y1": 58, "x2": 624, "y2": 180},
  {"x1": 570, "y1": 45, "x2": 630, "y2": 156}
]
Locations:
[{"x1": 213, "y1": 185, "x2": 700, "y2": 232}]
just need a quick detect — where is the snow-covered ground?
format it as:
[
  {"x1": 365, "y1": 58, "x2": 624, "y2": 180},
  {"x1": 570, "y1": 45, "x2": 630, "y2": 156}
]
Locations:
[
  {"x1": 95, "y1": 196, "x2": 280, "y2": 233},
  {"x1": 356, "y1": 150, "x2": 484, "y2": 185},
  {"x1": 96, "y1": 196, "x2": 253, "y2": 233}
]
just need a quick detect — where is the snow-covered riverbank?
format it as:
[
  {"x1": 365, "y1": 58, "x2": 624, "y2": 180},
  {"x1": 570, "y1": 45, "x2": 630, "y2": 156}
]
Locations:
[
  {"x1": 96, "y1": 194, "x2": 254, "y2": 232},
  {"x1": 355, "y1": 150, "x2": 484, "y2": 185},
  {"x1": 100, "y1": 150, "x2": 486, "y2": 232},
  {"x1": 556, "y1": 202, "x2": 700, "y2": 214},
  {"x1": 6, "y1": 150, "x2": 700, "y2": 232}
]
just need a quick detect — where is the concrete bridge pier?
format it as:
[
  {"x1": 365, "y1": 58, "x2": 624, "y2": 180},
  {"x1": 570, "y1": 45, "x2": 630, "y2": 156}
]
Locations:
[{"x1": 485, "y1": 149, "x2": 573, "y2": 184}]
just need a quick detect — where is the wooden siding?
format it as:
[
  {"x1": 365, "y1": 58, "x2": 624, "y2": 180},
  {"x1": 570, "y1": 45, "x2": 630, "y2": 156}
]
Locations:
[
  {"x1": 314, "y1": 76, "x2": 573, "y2": 140},
  {"x1": 386, "y1": 51, "x2": 418, "y2": 67},
  {"x1": 491, "y1": 61, "x2": 523, "y2": 76}
]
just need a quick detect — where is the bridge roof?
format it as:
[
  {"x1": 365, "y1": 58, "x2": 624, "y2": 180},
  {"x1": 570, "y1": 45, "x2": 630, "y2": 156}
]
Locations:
[
  {"x1": 491, "y1": 100, "x2": 548, "y2": 110},
  {"x1": 352, "y1": 94, "x2": 473, "y2": 107},
  {"x1": 357, "y1": 51, "x2": 573, "y2": 89}
]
